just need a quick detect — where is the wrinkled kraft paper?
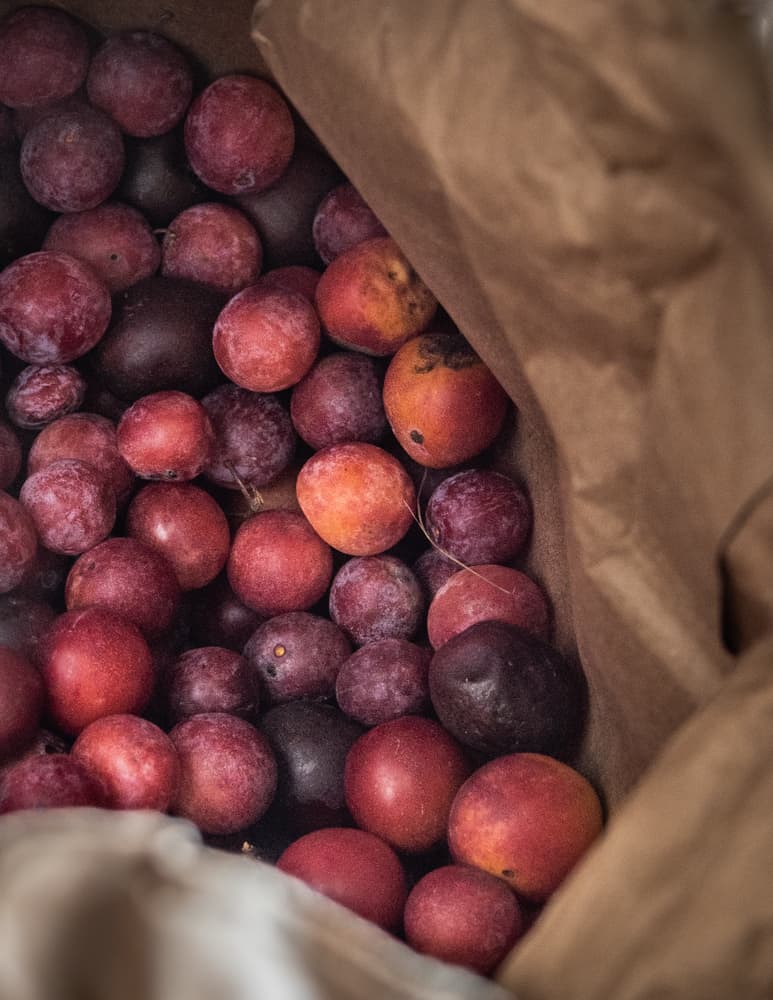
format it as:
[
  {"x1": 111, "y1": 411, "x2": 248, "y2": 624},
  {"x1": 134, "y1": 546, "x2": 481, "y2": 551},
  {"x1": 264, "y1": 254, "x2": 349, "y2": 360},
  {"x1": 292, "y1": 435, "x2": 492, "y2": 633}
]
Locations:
[{"x1": 0, "y1": 0, "x2": 772, "y2": 998}]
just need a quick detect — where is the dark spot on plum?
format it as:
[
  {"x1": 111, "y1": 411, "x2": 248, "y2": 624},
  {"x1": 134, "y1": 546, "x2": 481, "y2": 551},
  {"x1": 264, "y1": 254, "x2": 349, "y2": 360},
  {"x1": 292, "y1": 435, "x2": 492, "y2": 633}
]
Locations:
[
  {"x1": 409, "y1": 429, "x2": 424, "y2": 445},
  {"x1": 110, "y1": 253, "x2": 119, "y2": 261},
  {"x1": 502, "y1": 869, "x2": 515, "y2": 878},
  {"x1": 266, "y1": 664, "x2": 277, "y2": 677}
]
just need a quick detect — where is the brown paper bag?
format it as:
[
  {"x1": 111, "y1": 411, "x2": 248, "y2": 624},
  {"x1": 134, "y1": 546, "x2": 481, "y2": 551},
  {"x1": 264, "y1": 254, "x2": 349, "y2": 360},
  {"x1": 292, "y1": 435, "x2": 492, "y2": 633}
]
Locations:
[{"x1": 0, "y1": 0, "x2": 771, "y2": 996}]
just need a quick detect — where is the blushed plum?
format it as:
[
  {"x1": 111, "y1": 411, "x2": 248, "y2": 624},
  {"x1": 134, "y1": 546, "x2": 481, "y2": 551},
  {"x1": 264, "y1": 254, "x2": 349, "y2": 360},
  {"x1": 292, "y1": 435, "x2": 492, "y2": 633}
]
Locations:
[
  {"x1": 43, "y1": 202, "x2": 161, "y2": 294},
  {"x1": 427, "y1": 565, "x2": 550, "y2": 649},
  {"x1": 201, "y1": 384, "x2": 295, "y2": 490},
  {"x1": 335, "y1": 639, "x2": 430, "y2": 727},
  {"x1": 262, "y1": 701, "x2": 363, "y2": 833},
  {"x1": 0, "y1": 251, "x2": 111, "y2": 364},
  {"x1": 426, "y1": 469, "x2": 532, "y2": 565},
  {"x1": 312, "y1": 183, "x2": 387, "y2": 264},
  {"x1": 329, "y1": 555, "x2": 425, "y2": 646},
  {"x1": 87, "y1": 31, "x2": 193, "y2": 138},
  {"x1": 0, "y1": 7, "x2": 89, "y2": 108},
  {"x1": 290, "y1": 352, "x2": 387, "y2": 450},
  {"x1": 165, "y1": 647, "x2": 255, "y2": 725},
  {"x1": 0, "y1": 491, "x2": 37, "y2": 593},
  {"x1": 227, "y1": 511, "x2": 333, "y2": 617},
  {"x1": 0, "y1": 421, "x2": 22, "y2": 488},
  {"x1": 0, "y1": 646, "x2": 44, "y2": 759},
  {"x1": 27, "y1": 413, "x2": 134, "y2": 504},
  {"x1": 213, "y1": 286, "x2": 320, "y2": 393},
  {"x1": 162, "y1": 203, "x2": 262, "y2": 295},
  {"x1": 184, "y1": 75, "x2": 294, "y2": 196},
  {"x1": 6, "y1": 364, "x2": 86, "y2": 429},
  {"x1": 65, "y1": 537, "x2": 181, "y2": 639},
  {"x1": 243, "y1": 612, "x2": 351, "y2": 705},
  {"x1": 276, "y1": 827, "x2": 406, "y2": 931},
  {"x1": 39, "y1": 606, "x2": 155, "y2": 735},
  {"x1": 126, "y1": 482, "x2": 230, "y2": 590},
  {"x1": 0, "y1": 754, "x2": 105, "y2": 813},
  {"x1": 117, "y1": 390, "x2": 214, "y2": 481},
  {"x1": 72, "y1": 714, "x2": 180, "y2": 811},
  {"x1": 15, "y1": 546, "x2": 70, "y2": 604},
  {"x1": 170, "y1": 712, "x2": 277, "y2": 835},
  {"x1": 20, "y1": 459, "x2": 116, "y2": 556},
  {"x1": 21, "y1": 108, "x2": 124, "y2": 213}
]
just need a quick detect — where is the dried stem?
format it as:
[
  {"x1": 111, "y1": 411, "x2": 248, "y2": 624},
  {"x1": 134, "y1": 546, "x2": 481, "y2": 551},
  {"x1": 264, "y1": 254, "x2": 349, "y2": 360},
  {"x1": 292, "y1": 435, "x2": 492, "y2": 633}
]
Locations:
[{"x1": 225, "y1": 461, "x2": 265, "y2": 514}]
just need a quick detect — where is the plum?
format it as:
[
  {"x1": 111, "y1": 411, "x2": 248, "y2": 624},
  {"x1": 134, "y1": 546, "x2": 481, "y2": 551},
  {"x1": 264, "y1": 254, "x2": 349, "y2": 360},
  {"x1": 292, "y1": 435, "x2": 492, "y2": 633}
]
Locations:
[
  {"x1": 6, "y1": 364, "x2": 86, "y2": 429},
  {"x1": 329, "y1": 555, "x2": 425, "y2": 646},
  {"x1": 335, "y1": 638, "x2": 430, "y2": 727},
  {"x1": 165, "y1": 647, "x2": 255, "y2": 724},
  {"x1": 0, "y1": 646, "x2": 44, "y2": 760},
  {"x1": 117, "y1": 390, "x2": 214, "y2": 481}
]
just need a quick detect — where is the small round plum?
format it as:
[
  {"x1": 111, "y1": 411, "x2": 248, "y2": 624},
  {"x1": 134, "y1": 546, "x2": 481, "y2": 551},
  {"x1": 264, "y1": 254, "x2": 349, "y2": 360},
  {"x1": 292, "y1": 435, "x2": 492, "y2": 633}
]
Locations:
[
  {"x1": 162, "y1": 203, "x2": 262, "y2": 295},
  {"x1": 117, "y1": 128, "x2": 209, "y2": 228},
  {"x1": 344, "y1": 716, "x2": 470, "y2": 853},
  {"x1": 43, "y1": 202, "x2": 161, "y2": 294},
  {"x1": 290, "y1": 352, "x2": 387, "y2": 450},
  {"x1": 39, "y1": 606, "x2": 155, "y2": 735},
  {"x1": 0, "y1": 250, "x2": 112, "y2": 365},
  {"x1": 227, "y1": 511, "x2": 333, "y2": 617},
  {"x1": 184, "y1": 75, "x2": 294, "y2": 196},
  {"x1": 0, "y1": 646, "x2": 44, "y2": 760},
  {"x1": 329, "y1": 555, "x2": 424, "y2": 646},
  {"x1": 6, "y1": 364, "x2": 86, "y2": 430},
  {"x1": 312, "y1": 183, "x2": 387, "y2": 264},
  {"x1": 0, "y1": 7, "x2": 89, "y2": 108},
  {"x1": 72, "y1": 714, "x2": 180, "y2": 811},
  {"x1": 0, "y1": 754, "x2": 105, "y2": 813},
  {"x1": 404, "y1": 864, "x2": 523, "y2": 975},
  {"x1": 427, "y1": 565, "x2": 550, "y2": 649},
  {"x1": 296, "y1": 442, "x2": 416, "y2": 557},
  {"x1": 170, "y1": 712, "x2": 277, "y2": 835},
  {"x1": 87, "y1": 31, "x2": 193, "y2": 138},
  {"x1": 65, "y1": 537, "x2": 181, "y2": 639},
  {"x1": 126, "y1": 482, "x2": 230, "y2": 591},
  {"x1": 243, "y1": 611, "x2": 351, "y2": 705},
  {"x1": 0, "y1": 491, "x2": 38, "y2": 594},
  {"x1": 165, "y1": 647, "x2": 255, "y2": 725},
  {"x1": 20, "y1": 459, "x2": 116, "y2": 556},
  {"x1": 277, "y1": 827, "x2": 407, "y2": 931},
  {"x1": 335, "y1": 639, "x2": 430, "y2": 727},
  {"x1": 117, "y1": 390, "x2": 214, "y2": 481}
]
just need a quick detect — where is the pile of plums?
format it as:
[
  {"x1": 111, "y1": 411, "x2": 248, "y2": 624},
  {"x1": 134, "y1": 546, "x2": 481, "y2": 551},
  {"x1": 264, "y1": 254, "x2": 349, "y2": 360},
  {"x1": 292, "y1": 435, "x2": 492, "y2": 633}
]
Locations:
[{"x1": 0, "y1": 5, "x2": 603, "y2": 978}]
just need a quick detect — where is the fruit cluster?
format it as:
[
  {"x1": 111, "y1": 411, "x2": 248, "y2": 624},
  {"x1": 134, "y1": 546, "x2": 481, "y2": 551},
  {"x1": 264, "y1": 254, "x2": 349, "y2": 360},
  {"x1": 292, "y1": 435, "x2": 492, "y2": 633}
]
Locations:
[{"x1": 0, "y1": 6, "x2": 603, "y2": 978}]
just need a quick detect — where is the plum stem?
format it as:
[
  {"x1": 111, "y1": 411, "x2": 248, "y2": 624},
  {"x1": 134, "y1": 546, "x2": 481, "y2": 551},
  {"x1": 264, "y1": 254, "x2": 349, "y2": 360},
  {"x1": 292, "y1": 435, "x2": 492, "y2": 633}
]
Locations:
[{"x1": 225, "y1": 461, "x2": 264, "y2": 514}]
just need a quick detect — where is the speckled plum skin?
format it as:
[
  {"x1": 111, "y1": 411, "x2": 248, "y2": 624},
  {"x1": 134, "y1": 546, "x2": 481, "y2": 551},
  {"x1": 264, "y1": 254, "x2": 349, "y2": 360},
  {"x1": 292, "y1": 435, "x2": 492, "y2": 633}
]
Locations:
[
  {"x1": 262, "y1": 701, "x2": 364, "y2": 833},
  {"x1": 312, "y1": 182, "x2": 387, "y2": 264},
  {"x1": 335, "y1": 638, "x2": 430, "y2": 727},
  {"x1": 290, "y1": 352, "x2": 387, "y2": 450},
  {"x1": 447, "y1": 753, "x2": 604, "y2": 902},
  {"x1": 0, "y1": 251, "x2": 111, "y2": 364},
  {"x1": 0, "y1": 646, "x2": 44, "y2": 759},
  {"x1": 87, "y1": 31, "x2": 193, "y2": 138},
  {"x1": 72, "y1": 714, "x2": 180, "y2": 811},
  {"x1": 0, "y1": 754, "x2": 105, "y2": 814},
  {"x1": 65, "y1": 537, "x2": 180, "y2": 639},
  {"x1": 227, "y1": 511, "x2": 333, "y2": 617},
  {"x1": 39, "y1": 606, "x2": 155, "y2": 735},
  {"x1": 427, "y1": 565, "x2": 550, "y2": 649},
  {"x1": 165, "y1": 647, "x2": 255, "y2": 725},
  {"x1": 344, "y1": 716, "x2": 471, "y2": 853},
  {"x1": 315, "y1": 237, "x2": 437, "y2": 356},
  {"x1": 6, "y1": 364, "x2": 86, "y2": 429},
  {"x1": 170, "y1": 712, "x2": 278, "y2": 835},
  {"x1": 213, "y1": 286, "x2": 320, "y2": 393},
  {"x1": 43, "y1": 202, "x2": 161, "y2": 294},
  {"x1": 201, "y1": 384, "x2": 295, "y2": 490},
  {"x1": 329, "y1": 555, "x2": 425, "y2": 646},
  {"x1": 0, "y1": 492, "x2": 38, "y2": 594},
  {"x1": 117, "y1": 390, "x2": 214, "y2": 481},
  {"x1": 428, "y1": 620, "x2": 586, "y2": 759},
  {"x1": 403, "y1": 864, "x2": 523, "y2": 975},
  {"x1": 184, "y1": 75, "x2": 294, "y2": 196},
  {"x1": 276, "y1": 827, "x2": 407, "y2": 931},
  {"x1": 296, "y1": 442, "x2": 416, "y2": 557},
  {"x1": 162, "y1": 203, "x2": 262, "y2": 295},
  {"x1": 126, "y1": 482, "x2": 230, "y2": 591},
  {"x1": 426, "y1": 469, "x2": 532, "y2": 565},
  {"x1": 21, "y1": 108, "x2": 125, "y2": 213},
  {"x1": 27, "y1": 413, "x2": 134, "y2": 504},
  {"x1": 0, "y1": 7, "x2": 89, "y2": 109},
  {"x1": 20, "y1": 459, "x2": 116, "y2": 556},
  {"x1": 243, "y1": 611, "x2": 351, "y2": 705},
  {"x1": 0, "y1": 423, "x2": 22, "y2": 490}
]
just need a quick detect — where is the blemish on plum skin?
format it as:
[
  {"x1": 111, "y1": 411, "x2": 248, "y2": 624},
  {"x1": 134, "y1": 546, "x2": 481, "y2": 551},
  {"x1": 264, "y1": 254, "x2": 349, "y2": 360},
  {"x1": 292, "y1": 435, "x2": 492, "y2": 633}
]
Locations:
[
  {"x1": 501, "y1": 869, "x2": 515, "y2": 878},
  {"x1": 273, "y1": 644, "x2": 286, "y2": 657},
  {"x1": 409, "y1": 429, "x2": 424, "y2": 445}
]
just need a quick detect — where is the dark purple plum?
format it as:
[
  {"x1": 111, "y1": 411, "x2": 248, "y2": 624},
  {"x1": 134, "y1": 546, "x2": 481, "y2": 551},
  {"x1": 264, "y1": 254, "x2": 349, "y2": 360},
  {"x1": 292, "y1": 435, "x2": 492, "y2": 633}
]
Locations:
[
  {"x1": 312, "y1": 182, "x2": 387, "y2": 264},
  {"x1": 412, "y1": 548, "x2": 459, "y2": 602},
  {"x1": 117, "y1": 128, "x2": 209, "y2": 228},
  {"x1": 188, "y1": 575, "x2": 263, "y2": 652}
]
